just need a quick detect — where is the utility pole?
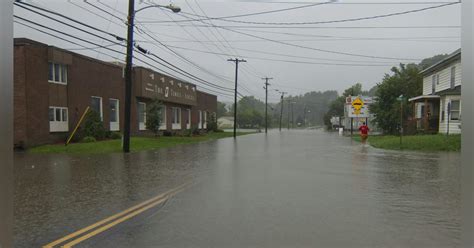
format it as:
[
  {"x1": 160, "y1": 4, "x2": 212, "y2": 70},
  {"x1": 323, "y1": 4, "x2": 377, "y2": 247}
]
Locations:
[
  {"x1": 279, "y1": 91, "x2": 286, "y2": 132},
  {"x1": 262, "y1": 77, "x2": 273, "y2": 133},
  {"x1": 287, "y1": 100, "x2": 291, "y2": 130},
  {"x1": 228, "y1": 58, "x2": 246, "y2": 138},
  {"x1": 123, "y1": 0, "x2": 136, "y2": 153}
]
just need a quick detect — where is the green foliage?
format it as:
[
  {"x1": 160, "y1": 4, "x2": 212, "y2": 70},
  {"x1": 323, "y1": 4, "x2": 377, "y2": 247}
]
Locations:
[
  {"x1": 370, "y1": 64, "x2": 422, "y2": 134},
  {"x1": 81, "y1": 136, "x2": 97, "y2": 143},
  {"x1": 217, "y1": 101, "x2": 229, "y2": 118},
  {"x1": 419, "y1": 54, "x2": 450, "y2": 70},
  {"x1": 207, "y1": 113, "x2": 218, "y2": 131},
  {"x1": 81, "y1": 110, "x2": 106, "y2": 140},
  {"x1": 323, "y1": 83, "x2": 365, "y2": 129},
  {"x1": 110, "y1": 132, "x2": 122, "y2": 140},
  {"x1": 145, "y1": 98, "x2": 163, "y2": 136}
]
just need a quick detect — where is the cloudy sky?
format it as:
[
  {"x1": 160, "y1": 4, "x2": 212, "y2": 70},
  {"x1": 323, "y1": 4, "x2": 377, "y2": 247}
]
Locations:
[{"x1": 14, "y1": 0, "x2": 461, "y2": 102}]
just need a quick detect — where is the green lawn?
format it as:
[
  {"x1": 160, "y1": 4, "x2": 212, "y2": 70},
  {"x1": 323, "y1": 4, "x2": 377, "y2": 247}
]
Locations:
[
  {"x1": 352, "y1": 134, "x2": 461, "y2": 152},
  {"x1": 29, "y1": 132, "x2": 254, "y2": 154}
]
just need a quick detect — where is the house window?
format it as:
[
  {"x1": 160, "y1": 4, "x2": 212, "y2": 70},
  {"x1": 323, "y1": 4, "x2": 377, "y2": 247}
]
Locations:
[
  {"x1": 203, "y1": 111, "x2": 208, "y2": 129},
  {"x1": 49, "y1": 106, "x2": 68, "y2": 132},
  {"x1": 431, "y1": 75, "x2": 436, "y2": 94},
  {"x1": 450, "y1": 100, "x2": 460, "y2": 121},
  {"x1": 48, "y1": 62, "x2": 67, "y2": 84},
  {"x1": 160, "y1": 106, "x2": 166, "y2": 130},
  {"x1": 91, "y1": 96, "x2": 103, "y2": 120},
  {"x1": 186, "y1": 109, "x2": 191, "y2": 129},
  {"x1": 198, "y1": 110, "x2": 202, "y2": 129},
  {"x1": 172, "y1": 107, "x2": 181, "y2": 130},
  {"x1": 450, "y1": 66, "x2": 456, "y2": 89},
  {"x1": 109, "y1": 99, "x2": 119, "y2": 131},
  {"x1": 138, "y1": 102, "x2": 146, "y2": 130}
]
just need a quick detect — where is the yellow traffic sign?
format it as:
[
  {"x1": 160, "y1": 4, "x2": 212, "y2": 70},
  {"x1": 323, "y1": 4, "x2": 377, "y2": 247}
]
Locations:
[{"x1": 351, "y1": 97, "x2": 364, "y2": 115}]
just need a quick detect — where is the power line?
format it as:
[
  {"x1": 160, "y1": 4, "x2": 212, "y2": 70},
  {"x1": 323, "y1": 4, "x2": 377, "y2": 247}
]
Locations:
[
  {"x1": 163, "y1": 44, "x2": 396, "y2": 66},
  {"x1": 13, "y1": 13, "x2": 235, "y2": 97},
  {"x1": 178, "y1": 0, "x2": 334, "y2": 21},
  {"x1": 141, "y1": 1, "x2": 460, "y2": 25},
  {"x1": 169, "y1": 15, "x2": 422, "y2": 61},
  {"x1": 139, "y1": 23, "x2": 461, "y2": 29},
  {"x1": 17, "y1": 1, "x2": 238, "y2": 94}
]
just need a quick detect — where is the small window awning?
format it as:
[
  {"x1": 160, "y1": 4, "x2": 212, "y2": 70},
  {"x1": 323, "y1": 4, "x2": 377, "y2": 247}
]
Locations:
[{"x1": 408, "y1": 95, "x2": 440, "y2": 102}]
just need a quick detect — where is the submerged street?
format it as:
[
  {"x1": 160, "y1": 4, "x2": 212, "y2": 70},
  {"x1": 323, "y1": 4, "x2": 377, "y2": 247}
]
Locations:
[{"x1": 14, "y1": 130, "x2": 461, "y2": 247}]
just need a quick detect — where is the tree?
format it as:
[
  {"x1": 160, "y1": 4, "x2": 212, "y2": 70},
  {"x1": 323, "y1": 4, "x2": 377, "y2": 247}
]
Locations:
[
  {"x1": 145, "y1": 98, "x2": 163, "y2": 136},
  {"x1": 323, "y1": 83, "x2": 364, "y2": 128},
  {"x1": 217, "y1": 101, "x2": 228, "y2": 118},
  {"x1": 419, "y1": 54, "x2": 449, "y2": 70},
  {"x1": 370, "y1": 64, "x2": 422, "y2": 134}
]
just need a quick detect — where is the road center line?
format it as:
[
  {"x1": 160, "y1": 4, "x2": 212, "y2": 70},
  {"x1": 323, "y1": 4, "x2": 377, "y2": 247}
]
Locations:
[{"x1": 43, "y1": 182, "x2": 191, "y2": 248}]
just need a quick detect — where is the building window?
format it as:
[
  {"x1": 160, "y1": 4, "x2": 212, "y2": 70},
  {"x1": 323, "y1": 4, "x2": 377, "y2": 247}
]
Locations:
[
  {"x1": 48, "y1": 62, "x2": 67, "y2": 84},
  {"x1": 138, "y1": 102, "x2": 147, "y2": 130},
  {"x1": 109, "y1": 99, "x2": 119, "y2": 131},
  {"x1": 431, "y1": 75, "x2": 436, "y2": 94},
  {"x1": 440, "y1": 101, "x2": 445, "y2": 122},
  {"x1": 450, "y1": 66, "x2": 456, "y2": 89},
  {"x1": 198, "y1": 110, "x2": 202, "y2": 129},
  {"x1": 160, "y1": 106, "x2": 166, "y2": 130},
  {"x1": 203, "y1": 111, "x2": 208, "y2": 129},
  {"x1": 91, "y1": 96, "x2": 103, "y2": 120},
  {"x1": 186, "y1": 109, "x2": 191, "y2": 129},
  {"x1": 49, "y1": 106, "x2": 68, "y2": 132},
  {"x1": 172, "y1": 107, "x2": 181, "y2": 130},
  {"x1": 450, "y1": 100, "x2": 461, "y2": 121}
]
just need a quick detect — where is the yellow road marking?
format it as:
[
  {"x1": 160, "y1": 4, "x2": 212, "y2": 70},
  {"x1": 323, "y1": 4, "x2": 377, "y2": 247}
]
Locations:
[{"x1": 43, "y1": 182, "x2": 191, "y2": 248}]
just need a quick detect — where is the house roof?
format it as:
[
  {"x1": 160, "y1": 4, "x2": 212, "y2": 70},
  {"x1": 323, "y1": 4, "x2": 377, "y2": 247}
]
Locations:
[
  {"x1": 437, "y1": 85, "x2": 461, "y2": 96},
  {"x1": 421, "y1": 48, "x2": 461, "y2": 76},
  {"x1": 408, "y1": 95, "x2": 440, "y2": 102}
]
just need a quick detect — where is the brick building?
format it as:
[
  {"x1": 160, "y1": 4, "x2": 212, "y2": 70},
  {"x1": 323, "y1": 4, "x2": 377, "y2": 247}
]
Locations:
[{"x1": 14, "y1": 38, "x2": 217, "y2": 148}]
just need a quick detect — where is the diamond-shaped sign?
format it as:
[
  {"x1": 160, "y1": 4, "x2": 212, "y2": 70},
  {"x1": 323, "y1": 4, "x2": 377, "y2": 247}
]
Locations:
[{"x1": 351, "y1": 97, "x2": 364, "y2": 115}]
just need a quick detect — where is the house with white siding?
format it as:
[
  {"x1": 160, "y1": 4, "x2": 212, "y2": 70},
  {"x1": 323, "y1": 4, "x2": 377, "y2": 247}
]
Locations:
[{"x1": 409, "y1": 49, "x2": 461, "y2": 134}]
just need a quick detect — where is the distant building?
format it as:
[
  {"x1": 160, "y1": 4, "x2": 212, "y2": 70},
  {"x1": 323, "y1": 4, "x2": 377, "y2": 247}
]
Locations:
[
  {"x1": 217, "y1": 117, "x2": 234, "y2": 129},
  {"x1": 409, "y1": 49, "x2": 461, "y2": 134},
  {"x1": 14, "y1": 38, "x2": 217, "y2": 148}
]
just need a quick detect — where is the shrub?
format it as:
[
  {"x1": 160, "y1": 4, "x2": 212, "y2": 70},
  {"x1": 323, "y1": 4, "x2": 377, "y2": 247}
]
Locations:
[
  {"x1": 80, "y1": 110, "x2": 106, "y2": 140},
  {"x1": 146, "y1": 98, "x2": 163, "y2": 136},
  {"x1": 81, "y1": 136, "x2": 97, "y2": 143},
  {"x1": 110, "y1": 132, "x2": 122, "y2": 139},
  {"x1": 207, "y1": 113, "x2": 218, "y2": 132},
  {"x1": 163, "y1": 131, "x2": 173, "y2": 137}
]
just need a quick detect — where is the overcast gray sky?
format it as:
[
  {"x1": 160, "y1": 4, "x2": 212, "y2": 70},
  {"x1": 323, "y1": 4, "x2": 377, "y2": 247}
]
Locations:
[{"x1": 14, "y1": 0, "x2": 461, "y2": 102}]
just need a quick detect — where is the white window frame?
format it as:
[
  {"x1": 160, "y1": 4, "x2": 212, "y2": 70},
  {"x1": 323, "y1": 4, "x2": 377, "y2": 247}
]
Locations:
[
  {"x1": 91, "y1": 96, "x2": 103, "y2": 120},
  {"x1": 203, "y1": 111, "x2": 208, "y2": 129},
  {"x1": 450, "y1": 66, "x2": 456, "y2": 89},
  {"x1": 172, "y1": 107, "x2": 181, "y2": 130},
  {"x1": 431, "y1": 74, "x2": 436, "y2": 94},
  {"x1": 450, "y1": 100, "x2": 461, "y2": 121},
  {"x1": 138, "y1": 102, "x2": 147, "y2": 131},
  {"x1": 186, "y1": 109, "x2": 191, "y2": 129},
  {"x1": 159, "y1": 106, "x2": 167, "y2": 130},
  {"x1": 48, "y1": 62, "x2": 68, "y2": 85},
  {"x1": 109, "y1": 98, "x2": 120, "y2": 131},
  {"x1": 198, "y1": 110, "x2": 203, "y2": 129},
  {"x1": 49, "y1": 106, "x2": 69, "y2": 132}
]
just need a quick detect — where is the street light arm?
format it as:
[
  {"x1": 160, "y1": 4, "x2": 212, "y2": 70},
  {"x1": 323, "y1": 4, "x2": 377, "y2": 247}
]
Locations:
[{"x1": 135, "y1": 4, "x2": 181, "y2": 14}]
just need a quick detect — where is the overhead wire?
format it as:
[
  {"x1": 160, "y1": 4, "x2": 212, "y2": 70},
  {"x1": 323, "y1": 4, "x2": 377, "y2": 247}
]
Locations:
[{"x1": 14, "y1": 2, "x2": 236, "y2": 97}]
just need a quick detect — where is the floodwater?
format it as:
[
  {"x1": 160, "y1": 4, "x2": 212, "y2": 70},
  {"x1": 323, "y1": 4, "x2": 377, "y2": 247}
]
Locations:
[{"x1": 14, "y1": 130, "x2": 461, "y2": 247}]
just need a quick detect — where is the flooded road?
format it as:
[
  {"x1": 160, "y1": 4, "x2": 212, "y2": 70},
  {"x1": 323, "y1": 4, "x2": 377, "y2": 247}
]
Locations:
[{"x1": 14, "y1": 130, "x2": 461, "y2": 247}]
